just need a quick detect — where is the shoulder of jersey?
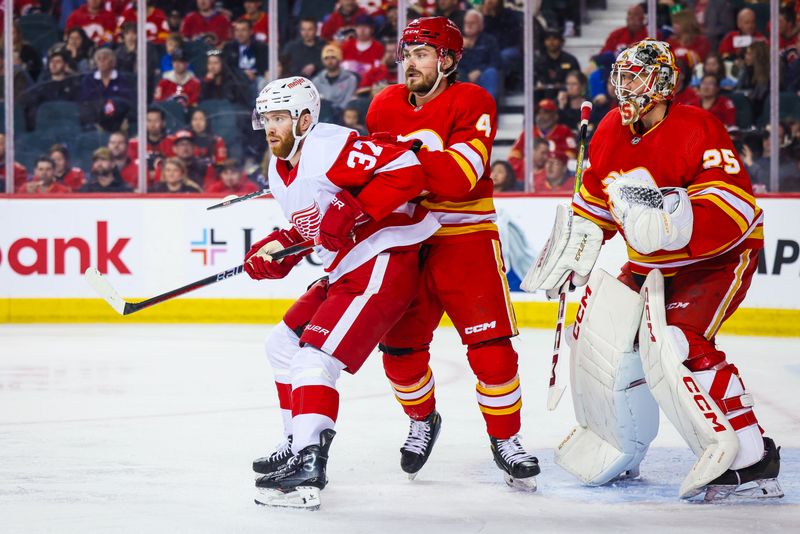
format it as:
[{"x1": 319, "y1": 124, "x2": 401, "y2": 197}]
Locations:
[
  {"x1": 374, "y1": 83, "x2": 409, "y2": 103},
  {"x1": 303, "y1": 123, "x2": 358, "y2": 174},
  {"x1": 669, "y1": 103, "x2": 725, "y2": 133},
  {"x1": 596, "y1": 107, "x2": 622, "y2": 135},
  {"x1": 450, "y1": 81, "x2": 493, "y2": 103}
]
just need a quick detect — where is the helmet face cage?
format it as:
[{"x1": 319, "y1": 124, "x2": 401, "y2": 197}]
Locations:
[
  {"x1": 610, "y1": 40, "x2": 678, "y2": 125},
  {"x1": 395, "y1": 17, "x2": 463, "y2": 75},
  {"x1": 252, "y1": 76, "x2": 320, "y2": 131}
]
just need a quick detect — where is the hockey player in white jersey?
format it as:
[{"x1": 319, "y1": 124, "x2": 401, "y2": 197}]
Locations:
[{"x1": 246, "y1": 76, "x2": 439, "y2": 509}]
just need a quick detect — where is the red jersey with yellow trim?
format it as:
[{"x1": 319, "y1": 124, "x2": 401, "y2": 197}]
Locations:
[
  {"x1": 573, "y1": 103, "x2": 763, "y2": 277},
  {"x1": 366, "y1": 82, "x2": 497, "y2": 243}
]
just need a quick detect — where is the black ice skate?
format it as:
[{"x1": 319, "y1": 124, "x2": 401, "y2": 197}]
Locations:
[
  {"x1": 254, "y1": 429, "x2": 335, "y2": 510},
  {"x1": 252, "y1": 435, "x2": 293, "y2": 475},
  {"x1": 490, "y1": 435, "x2": 540, "y2": 491},
  {"x1": 400, "y1": 410, "x2": 442, "y2": 480},
  {"x1": 692, "y1": 437, "x2": 783, "y2": 502}
]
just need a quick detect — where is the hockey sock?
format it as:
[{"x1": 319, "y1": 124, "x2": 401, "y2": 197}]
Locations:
[
  {"x1": 467, "y1": 338, "x2": 521, "y2": 439},
  {"x1": 383, "y1": 349, "x2": 436, "y2": 420}
]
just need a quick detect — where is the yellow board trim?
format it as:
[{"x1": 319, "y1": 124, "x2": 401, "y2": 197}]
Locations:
[
  {"x1": 479, "y1": 398, "x2": 522, "y2": 416},
  {"x1": 2, "y1": 299, "x2": 799, "y2": 337},
  {"x1": 445, "y1": 149, "x2": 478, "y2": 188}
]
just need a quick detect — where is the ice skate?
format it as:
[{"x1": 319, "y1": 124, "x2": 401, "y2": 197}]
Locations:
[
  {"x1": 688, "y1": 437, "x2": 783, "y2": 502},
  {"x1": 253, "y1": 435, "x2": 293, "y2": 475},
  {"x1": 254, "y1": 429, "x2": 335, "y2": 510},
  {"x1": 400, "y1": 410, "x2": 442, "y2": 480},
  {"x1": 490, "y1": 435, "x2": 540, "y2": 491}
]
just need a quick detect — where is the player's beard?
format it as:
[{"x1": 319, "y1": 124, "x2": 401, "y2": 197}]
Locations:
[
  {"x1": 405, "y1": 68, "x2": 437, "y2": 94},
  {"x1": 270, "y1": 131, "x2": 296, "y2": 159}
]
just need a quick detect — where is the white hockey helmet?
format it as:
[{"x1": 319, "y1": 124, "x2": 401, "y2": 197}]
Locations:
[
  {"x1": 611, "y1": 39, "x2": 678, "y2": 125},
  {"x1": 252, "y1": 76, "x2": 320, "y2": 130},
  {"x1": 252, "y1": 76, "x2": 321, "y2": 160}
]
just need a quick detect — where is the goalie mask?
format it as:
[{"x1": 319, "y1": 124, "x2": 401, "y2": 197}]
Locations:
[
  {"x1": 611, "y1": 39, "x2": 678, "y2": 126},
  {"x1": 252, "y1": 76, "x2": 320, "y2": 160}
]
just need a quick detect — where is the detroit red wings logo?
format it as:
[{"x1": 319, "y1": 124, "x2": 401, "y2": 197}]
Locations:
[{"x1": 291, "y1": 202, "x2": 321, "y2": 239}]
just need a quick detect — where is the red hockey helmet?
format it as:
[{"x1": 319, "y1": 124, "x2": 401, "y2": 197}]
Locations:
[{"x1": 396, "y1": 16, "x2": 464, "y2": 66}]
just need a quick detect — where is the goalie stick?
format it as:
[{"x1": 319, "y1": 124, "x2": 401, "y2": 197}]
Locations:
[
  {"x1": 85, "y1": 239, "x2": 314, "y2": 316},
  {"x1": 547, "y1": 100, "x2": 592, "y2": 411}
]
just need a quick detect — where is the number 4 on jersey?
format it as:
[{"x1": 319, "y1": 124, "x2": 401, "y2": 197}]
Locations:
[{"x1": 476, "y1": 114, "x2": 492, "y2": 138}]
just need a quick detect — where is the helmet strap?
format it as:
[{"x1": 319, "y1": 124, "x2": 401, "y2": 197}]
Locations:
[{"x1": 279, "y1": 116, "x2": 313, "y2": 161}]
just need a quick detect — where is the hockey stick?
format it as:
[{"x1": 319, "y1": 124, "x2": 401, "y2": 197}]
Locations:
[
  {"x1": 84, "y1": 239, "x2": 314, "y2": 316},
  {"x1": 206, "y1": 187, "x2": 271, "y2": 210},
  {"x1": 547, "y1": 100, "x2": 592, "y2": 411}
]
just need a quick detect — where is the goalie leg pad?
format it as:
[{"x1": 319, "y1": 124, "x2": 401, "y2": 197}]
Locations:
[
  {"x1": 555, "y1": 269, "x2": 659, "y2": 486},
  {"x1": 639, "y1": 270, "x2": 740, "y2": 498}
]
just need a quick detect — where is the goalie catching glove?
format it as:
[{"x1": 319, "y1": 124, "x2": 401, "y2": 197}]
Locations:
[
  {"x1": 606, "y1": 171, "x2": 693, "y2": 255},
  {"x1": 244, "y1": 227, "x2": 310, "y2": 280},
  {"x1": 521, "y1": 204, "x2": 604, "y2": 298}
]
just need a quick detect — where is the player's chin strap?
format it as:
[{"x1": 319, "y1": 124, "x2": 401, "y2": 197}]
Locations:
[
  {"x1": 280, "y1": 120, "x2": 315, "y2": 162},
  {"x1": 409, "y1": 44, "x2": 456, "y2": 101}
]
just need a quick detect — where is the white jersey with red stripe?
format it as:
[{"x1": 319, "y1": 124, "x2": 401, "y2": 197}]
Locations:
[{"x1": 268, "y1": 122, "x2": 439, "y2": 282}]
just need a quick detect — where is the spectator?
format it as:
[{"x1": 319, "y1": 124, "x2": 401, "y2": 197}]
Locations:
[
  {"x1": 718, "y1": 7, "x2": 767, "y2": 60},
  {"x1": 239, "y1": 0, "x2": 269, "y2": 42},
  {"x1": 222, "y1": 19, "x2": 270, "y2": 88},
  {"x1": 777, "y1": 7, "x2": 800, "y2": 52},
  {"x1": 200, "y1": 49, "x2": 251, "y2": 106},
  {"x1": 535, "y1": 29, "x2": 580, "y2": 95},
  {"x1": 530, "y1": 137, "x2": 550, "y2": 187},
  {"x1": 600, "y1": 4, "x2": 658, "y2": 58},
  {"x1": 341, "y1": 15, "x2": 385, "y2": 78},
  {"x1": 128, "y1": 107, "x2": 173, "y2": 185},
  {"x1": 739, "y1": 130, "x2": 770, "y2": 192},
  {"x1": 206, "y1": 159, "x2": 258, "y2": 195},
  {"x1": 154, "y1": 48, "x2": 201, "y2": 107},
  {"x1": 691, "y1": 54, "x2": 736, "y2": 90},
  {"x1": 668, "y1": 9, "x2": 711, "y2": 67},
  {"x1": 481, "y1": 0, "x2": 523, "y2": 87},
  {"x1": 21, "y1": 50, "x2": 80, "y2": 131},
  {"x1": 376, "y1": 4, "x2": 399, "y2": 40},
  {"x1": 589, "y1": 77, "x2": 618, "y2": 129},
  {"x1": 117, "y1": 2, "x2": 170, "y2": 45},
  {"x1": 80, "y1": 147, "x2": 133, "y2": 193},
  {"x1": 188, "y1": 108, "x2": 227, "y2": 165},
  {"x1": 155, "y1": 129, "x2": 217, "y2": 189},
  {"x1": 0, "y1": 133, "x2": 29, "y2": 190},
  {"x1": 78, "y1": 47, "x2": 135, "y2": 132},
  {"x1": 342, "y1": 104, "x2": 368, "y2": 135},
  {"x1": 150, "y1": 157, "x2": 203, "y2": 193},
  {"x1": 507, "y1": 99, "x2": 577, "y2": 181},
  {"x1": 16, "y1": 157, "x2": 71, "y2": 194},
  {"x1": 160, "y1": 33, "x2": 184, "y2": 74},
  {"x1": 534, "y1": 150, "x2": 574, "y2": 193},
  {"x1": 557, "y1": 70, "x2": 588, "y2": 129},
  {"x1": 672, "y1": 59, "x2": 700, "y2": 106},
  {"x1": 0, "y1": 46, "x2": 34, "y2": 100},
  {"x1": 435, "y1": 0, "x2": 466, "y2": 31},
  {"x1": 703, "y1": 0, "x2": 736, "y2": 52},
  {"x1": 696, "y1": 74, "x2": 736, "y2": 127},
  {"x1": 181, "y1": 0, "x2": 231, "y2": 46},
  {"x1": 281, "y1": 18, "x2": 325, "y2": 79},
  {"x1": 108, "y1": 131, "x2": 139, "y2": 189},
  {"x1": 65, "y1": 0, "x2": 116, "y2": 45},
  {"x1": 49, "y1": 144, "x2": 86, "y2": 190},
  {"x1": 458, "y1": 10, "x2": 502, "y2": 101},
  {"x1": 312, "y1": 43, "x2": 359, "y2": 117},
  {"x1": 115, "y1": 22, "x2": 161, "y2": 96},
  {"x1": 12, "y1": 20, "x2": 43, "y2": 82},
  {"x1": 355, "y1": 39, "x2": 398, "y2": 97},
  {"x1": 60, "y1": 28, "x2": 94, "y2": 74},
  {"x1": 490, "y1": 160, "x2": 517, "y2": 192},
  {"x1": 166, "y1": 9, "x2": 182, "y2": 33},
  {"x1": 321, "y1": 0, "x2": 368, "y2": 42},
  {"x1": 735, "y1": 40, "x2": 771, "y2": 121}
]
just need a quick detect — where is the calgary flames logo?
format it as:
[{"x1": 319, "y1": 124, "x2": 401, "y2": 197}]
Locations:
[{"x1": 291, "y1": 202, "x2": 321, "y2": 240}]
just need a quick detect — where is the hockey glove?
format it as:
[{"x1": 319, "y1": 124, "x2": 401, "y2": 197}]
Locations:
[
  {"x1": 244, "y1": 227, "x2": 309, "y2": 280},
  {"x1": 319, "y1": 190, "x2": 370, "y2": 252}
]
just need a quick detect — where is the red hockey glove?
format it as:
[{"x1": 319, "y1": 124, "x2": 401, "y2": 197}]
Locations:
[
  {"x1": 319, "y1": 190, "x2": 370, "y2": 252},
  {"x1": 244, "y1": 227, "x2": 309, "y2": 280}
]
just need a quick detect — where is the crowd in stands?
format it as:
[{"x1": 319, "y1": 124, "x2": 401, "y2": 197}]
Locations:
[{"x1": 1, "y1": 1, "x2": 798, "y2": 194}]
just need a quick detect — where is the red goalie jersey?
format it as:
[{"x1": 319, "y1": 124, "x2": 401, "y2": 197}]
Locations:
[
  {"x1": 573, "y1": 104, "x2": 763, "y2": 277},
  {"x1": 367, "y1": 82, "x2": 497, "y2": 243}
]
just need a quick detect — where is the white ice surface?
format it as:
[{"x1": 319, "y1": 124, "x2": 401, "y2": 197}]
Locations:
[{"x1": 1, "y1": 325, "x2": 798, "y2": 533}]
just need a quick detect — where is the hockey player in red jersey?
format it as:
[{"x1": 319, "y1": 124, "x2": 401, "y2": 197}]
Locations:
[
  {"x1": 246, "y1": 76, "x2": 439, "y2": 509},
  {"x1": 523, "y1": 40, "x2": 782, "y2": 501},
  {"x1": 366, "y1": 17, "x2": 540, "y2": 489}
]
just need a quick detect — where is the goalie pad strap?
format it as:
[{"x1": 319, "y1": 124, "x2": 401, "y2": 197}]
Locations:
[
  {"x1": 716, "y1": 394, "x2": 754, "y2": 414},
  {"x1": 728, "y1": 411, "x2": 758, "y2": 431}
]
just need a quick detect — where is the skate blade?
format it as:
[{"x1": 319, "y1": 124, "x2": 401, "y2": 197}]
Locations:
[
  {"x1": 503, "y1": 472, "x2": 538, "y2": 492},
  {"x1": 254, "y1": 486, "x2": 321, "y2": 510},
  {"x1": 407, "y1": 471, "x2": 418, "y2": 481},
  {"x1": 685, "y1": 478, "x2": 784, "y2": 502}
]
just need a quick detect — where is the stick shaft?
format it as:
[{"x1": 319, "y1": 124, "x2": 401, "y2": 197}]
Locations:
[{"x1": 206, "y1": 188, "x2": 271, "y2": 210}]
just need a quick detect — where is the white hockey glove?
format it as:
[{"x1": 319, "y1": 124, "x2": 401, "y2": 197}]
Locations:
[
  {"x1": 521, "y1": 204, "x2": 604, "y2": 299},
  {"x1": 607, "y1": 173, "x2": 693, "y2": 255}
]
